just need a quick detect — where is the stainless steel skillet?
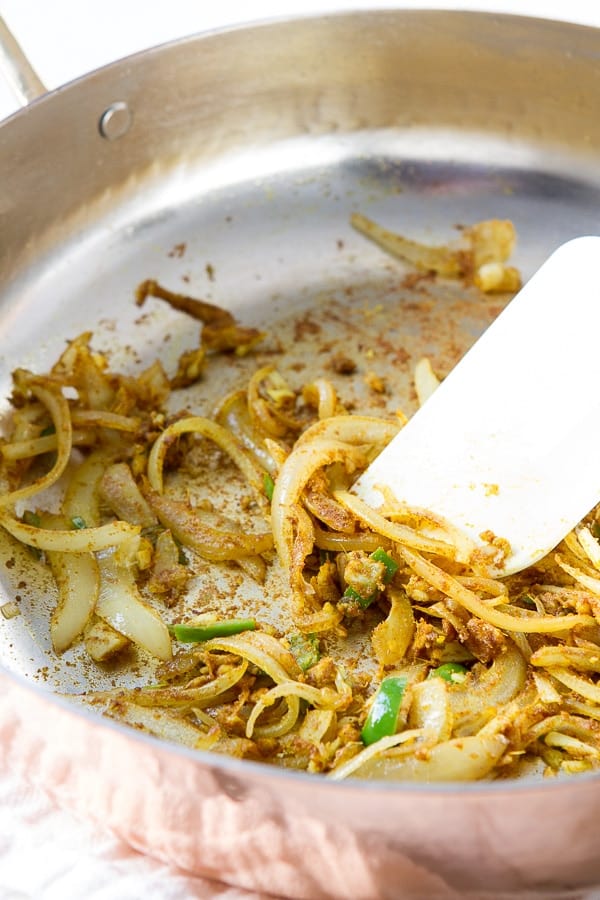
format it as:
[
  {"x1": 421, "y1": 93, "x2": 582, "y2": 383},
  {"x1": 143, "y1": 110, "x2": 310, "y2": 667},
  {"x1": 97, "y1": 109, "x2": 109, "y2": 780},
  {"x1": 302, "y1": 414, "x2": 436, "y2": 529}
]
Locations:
[{"x1": 2, "y1": 10, "x2": 600, "y2": 898}]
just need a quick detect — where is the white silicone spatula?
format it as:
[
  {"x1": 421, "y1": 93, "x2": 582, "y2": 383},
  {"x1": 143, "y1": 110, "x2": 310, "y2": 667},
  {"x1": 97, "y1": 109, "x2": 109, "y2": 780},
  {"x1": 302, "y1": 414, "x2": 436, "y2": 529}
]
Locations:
[{"x1": 353, "y1": 236, "x2": 600, "y2": 576}]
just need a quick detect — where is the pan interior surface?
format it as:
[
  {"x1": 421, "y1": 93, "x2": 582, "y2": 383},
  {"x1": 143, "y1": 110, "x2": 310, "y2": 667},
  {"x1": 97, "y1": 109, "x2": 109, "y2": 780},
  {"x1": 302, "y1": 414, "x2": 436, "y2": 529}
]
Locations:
[{"x1": 2, "y1": 10, "x2": 600, "y2": 782}]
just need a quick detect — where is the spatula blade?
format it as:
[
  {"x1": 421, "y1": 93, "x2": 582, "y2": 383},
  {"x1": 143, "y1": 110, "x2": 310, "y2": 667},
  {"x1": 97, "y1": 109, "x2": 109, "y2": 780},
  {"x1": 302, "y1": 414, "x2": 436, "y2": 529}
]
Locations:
[{"x1": 353, "y1": 236, "x2": 600, "y2": 575}]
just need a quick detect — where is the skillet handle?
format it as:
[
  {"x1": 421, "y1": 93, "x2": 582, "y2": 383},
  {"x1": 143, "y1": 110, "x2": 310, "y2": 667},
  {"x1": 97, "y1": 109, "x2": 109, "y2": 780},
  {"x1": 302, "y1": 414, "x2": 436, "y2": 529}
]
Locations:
[{"x1": 0, "y1": 15, "x2": 46, "y2": 107}]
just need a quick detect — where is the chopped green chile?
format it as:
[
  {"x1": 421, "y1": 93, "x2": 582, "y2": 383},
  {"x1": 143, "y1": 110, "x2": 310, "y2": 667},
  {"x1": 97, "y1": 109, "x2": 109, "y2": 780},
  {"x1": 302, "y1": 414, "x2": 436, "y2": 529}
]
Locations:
[
  {"x1": 370, "y1": 547, "x2": 399, "y2": 580},
  {"x1": 361, "y1": 675, "x2": 408, "y2": 745},
  {"x1": 169, "y1": 618, "x2": 256, "y2": 643},
  {"x1": 263, "y1": 473, "x2": 275, "y2": 502},
  {"x1": 342, "y1": 546, "x2": 398, "y2": 610},
  {"x1": 289, "y1": 632, "x2": 320, "y2": 671},
  {"x1": 428, "y1": 662, "x2": 468, "y2": 684},
  {"x1": 22, "y1": 510, "x2": 41, "y2": 528},
  {"x1": 343, "y1": 585, "x2": 375, "y2": 610},
  {"x1": 70, "y1": 515, "x2": 87, "y2": 530}
]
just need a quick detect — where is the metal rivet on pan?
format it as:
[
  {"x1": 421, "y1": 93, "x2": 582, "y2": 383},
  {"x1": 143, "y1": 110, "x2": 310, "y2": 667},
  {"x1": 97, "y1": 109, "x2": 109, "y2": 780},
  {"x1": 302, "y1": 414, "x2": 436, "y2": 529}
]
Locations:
[{"x1": 98, "y1": 101, "x2": 132, "y2": 140}]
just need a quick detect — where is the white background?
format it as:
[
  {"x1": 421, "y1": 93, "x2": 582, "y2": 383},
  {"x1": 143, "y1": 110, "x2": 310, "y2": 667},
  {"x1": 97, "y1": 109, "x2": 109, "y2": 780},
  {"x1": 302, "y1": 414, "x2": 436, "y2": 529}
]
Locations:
[{"x1": 1, "y1": 2, "x2": 600, "y2": 899}]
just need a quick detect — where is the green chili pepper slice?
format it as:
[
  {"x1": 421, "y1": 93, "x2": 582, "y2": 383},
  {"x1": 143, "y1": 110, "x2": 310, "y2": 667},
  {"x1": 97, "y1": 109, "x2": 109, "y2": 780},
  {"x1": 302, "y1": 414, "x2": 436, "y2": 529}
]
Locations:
[
  {"x1": 361, "y1": 675, "x2": 407, "y2": 745},
  {"x1": 370, "y1": 547, "x2": 399, "y2": 581},
  {"x1": 342, "y1": 547, "x2": 398, "y2": 610},
  {"x1": 428, "y1": 662, "x2": 468, "y2": 684},
  {"x1": 263, "y1": 473, "x2": 275, "y2": 502},
  {"x1": 22, "y1": 510, "x2": 41, "y2": 528},
  {"x1": 168, "y1": 618, "x2": 256, "y2": 643},
  {"x1": 70, "y1": 516, "x2": 87, "y2": 530},
  {"x1": 289, "y1": 632, "x2": 320, "y2": 671},
  {"x1": 343, "y1": 585, "x2": 376, "y2": 610}
]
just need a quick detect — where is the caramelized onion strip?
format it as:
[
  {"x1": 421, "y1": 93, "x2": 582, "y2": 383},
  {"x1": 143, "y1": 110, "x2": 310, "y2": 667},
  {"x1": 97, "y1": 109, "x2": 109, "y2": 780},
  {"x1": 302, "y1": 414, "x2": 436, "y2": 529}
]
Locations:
[
  {"x1": 0, "y1": 510, "x2": 140, "y2": 551},
  {"x1": 399, "y1": 547, "x2": 595, "y2": 633},
  {"x1": 271, "y1": 440, "x2": 367, "y2": 570},
  {"x1": 246, "y1": 680, "x2": 349, "y2": 738},
  {"x1": 148, "y1": 416, "x2": 265, "y2": 497},
  {"x1": 334, "y1": 491, "x2": 457, "y2": 559},
  {"x1": 0, "y1": 378, "x2": 72, "y2": 508}
]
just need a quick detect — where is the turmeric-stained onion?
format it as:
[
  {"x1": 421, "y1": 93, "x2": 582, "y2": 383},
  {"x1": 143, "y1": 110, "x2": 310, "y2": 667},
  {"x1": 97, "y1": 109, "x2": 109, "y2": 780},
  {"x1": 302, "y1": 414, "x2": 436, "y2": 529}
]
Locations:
[
  {"x1": 96, "y1": 552, "x2": 171, "y2": 661},
  {"x1": 343, "y1": 733, "x2": 508, "y2": 782},
  {"x1": 48, "y1": 549, "x2": 99, "y2": 653},
  {"x1": 0, "y1": 509, "x2": 140, "y2": 551},
  {"x1": 0, "y1": 376, "x2": 72, "y2": 509},
  {"x1": 147, "y1": 415, "x2": 265, "y2": 497},
  {"x1": 146, "y1": 489, "x2": 273, "y2": 561},
  {"x1": 399, "y1": 546, "x2": 595, "y2": 633},
  {"x1": 334, "y1": 491, "x2": 457, "y2": 560},
  {"x1": 271, "y1": 439, "x2": 367, "y2": 571}
]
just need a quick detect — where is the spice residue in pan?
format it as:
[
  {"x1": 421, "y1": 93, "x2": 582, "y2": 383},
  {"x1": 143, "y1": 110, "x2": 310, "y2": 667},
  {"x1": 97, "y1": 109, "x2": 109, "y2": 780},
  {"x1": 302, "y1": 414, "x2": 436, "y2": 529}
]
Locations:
[{"x1": 2, "y1": 218, "x2": 600, "y2": 783}]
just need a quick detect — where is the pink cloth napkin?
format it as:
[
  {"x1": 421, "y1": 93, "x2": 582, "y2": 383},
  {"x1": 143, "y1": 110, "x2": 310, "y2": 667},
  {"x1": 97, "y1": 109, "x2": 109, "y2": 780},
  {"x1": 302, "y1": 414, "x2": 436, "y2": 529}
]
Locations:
[{"x1": 0, "y1": 759, "x2": 262, "y2": 900}]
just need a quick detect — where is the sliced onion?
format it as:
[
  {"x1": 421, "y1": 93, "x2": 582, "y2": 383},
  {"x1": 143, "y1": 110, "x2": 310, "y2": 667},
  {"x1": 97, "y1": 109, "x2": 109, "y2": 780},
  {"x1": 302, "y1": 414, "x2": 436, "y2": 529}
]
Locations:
[
  {"x1": 0, "y1": 509, "x2": 140, "y2": 551},
  {"x1": 251, "y1": 696, "x2": 301, "y2": 738},
  {"x1": 298, "y1": 709, "x2": 337, "y2": 743},
  {"x1": 371, "y1": 588, "x2": 415, "y2": 667},
  {"x1": 377, "y1": 488, "x2": 478, "y2": 564},
  {"x1": 294, "y1": 602, "x2": 344, "y2": 634},
  {"x1": 1, "y1": 433, "x2": 69, "y2": 461},
  {"x1": 313, "y1": 526, "x2": 388, "y2": 554},
  {"x1": 214, "y1": 389, "x2": 278, "y2": 475},
  {"x1": 271, "y1": 440, "x2": 367, "y2": 570},
  {"x1": 447, "y1": 641, "x2": 527, "y2": 733},
  {"x1": 548, "y1": 667, "x2": 600, "y2": 704},
  {"x1": 531, "y1": 644, "x2": 600, "y2": 673},
  {"x1": 104, "y1": 700, "x2": 204, "y2": 748},
  {"x1": 235, "y1": 554, "x2": 267, "y2": 583},
  {"x1": 100, "y1": 462, "x2": 157, "y2": 528},
  {"x1": 147, "y1": 416, "x2": 265, "y2": 497},
  {"x1": 247, "y1": 365, "x2": 302, "y2": 437},
  {"x1": 302, "y1": 378, "x2": 340, "y2": 420},
  {"x1": 93, "y1": 660, "x2": 248, "y2": 709},
  {"x1": 408, "y1": 677, "x2": 453, "y2": 743},
  {"x1": 556, "y1": 556, "x2": 600, "y2": 598},
  {"x1": 62, "y1": 448, "x2": 116, "y2": 526},
  {"x1": 147, "y1": 489, "x2": 273, "y2": 561},
  {"x1": 576, "y1": 526, "x2": 600, "y2": 572},
  {"x1": 526, "y1": 713, "x2": 600, "y2": 745},
  {"x1": 204, "y1": 631, "x2": 301, "y2": 681},
  {"x1": 295, "y1": 415, "x2": 398, "y2": 451},
  {"x1": 205, "y1": 632, "x2": 302, "y2": 737},
  {"x1": 70, "y1": 409, "x2": 141, "y2": 432},
  {"x1": 48, "y1": 549, "x2": 99, "y2": 653},
  {"x1": 399, "y1": 546, "x2": 595, "y2": 633},
  {"x1": 0, "y1": 376, "x2": 72, "y2": 508},
  {"x1": 304, "y1": 471, "x2": 357, "y2": 533},
  {"x1": 414, "y1": 357, "x2": 441, "y2": 407},
  {"x1": 334, "y1": 492, "x2": 457, "y2": 559},
  {"x1": 329, "y1": 729, "x2": 424, "y2": 781},
  {"x1": 246, "y1": 680, "x2": 349, "y2": 738},
  {"x1": 532, "y1": 671, "x2": 562, "y2": 704},
  {"x1": 96, "y1": 552, "x2": 172, "y2": 660},
  {"x1": 345, "y1": 733, "x2": 508, "y2": 782},
  {"x1": 544, "y1": 731, "x2": 600, "y2": 759},
  {"x1": 350, "y1": 212, "x2": 464, "y2": 277}
]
